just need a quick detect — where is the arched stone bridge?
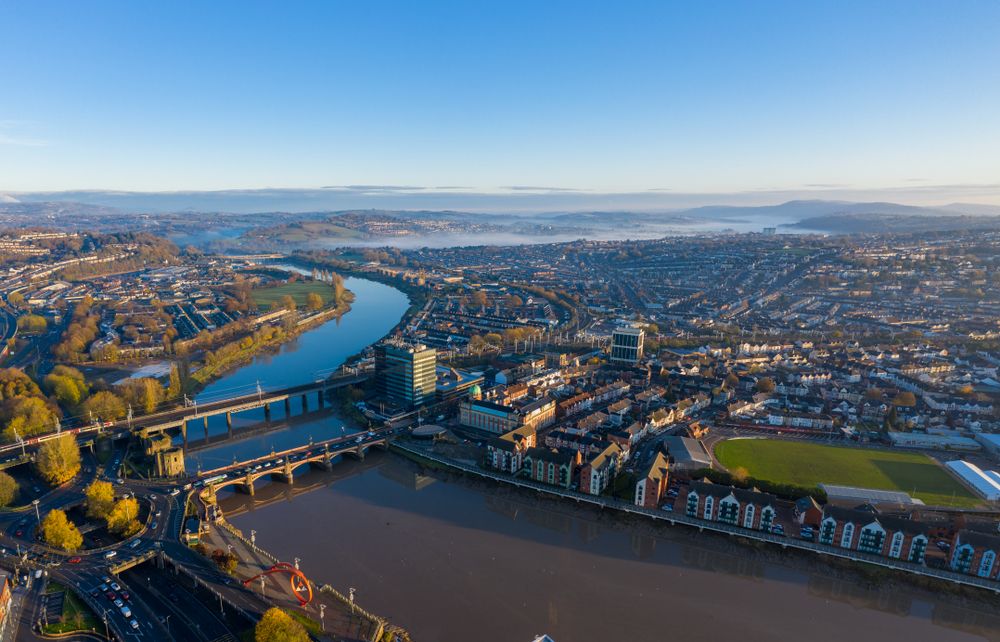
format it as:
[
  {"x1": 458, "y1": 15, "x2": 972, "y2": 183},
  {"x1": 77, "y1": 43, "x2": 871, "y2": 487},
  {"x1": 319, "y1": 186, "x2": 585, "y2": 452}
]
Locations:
[{"x1": 199, "y1": 431, "x2": 391, "y2": 497}]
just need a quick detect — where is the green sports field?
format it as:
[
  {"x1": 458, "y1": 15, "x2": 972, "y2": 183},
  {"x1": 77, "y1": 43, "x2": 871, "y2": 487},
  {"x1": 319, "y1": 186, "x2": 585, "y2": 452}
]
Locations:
[
  {"x1": 714, "y1": 438, "x2": 981, "y2": 508},
  {"x1": 251, "y1": 281, "x2": 336, "y2": 310}
]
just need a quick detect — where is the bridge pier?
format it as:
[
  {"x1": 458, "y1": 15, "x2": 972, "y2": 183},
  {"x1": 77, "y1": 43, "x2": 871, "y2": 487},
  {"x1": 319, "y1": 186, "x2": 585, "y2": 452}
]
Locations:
[
  {"x1": 226, "y1": 412, "x2": 233, "y2": 437},
  {"x1": 203, "y1": 416, "x2": 209, "y2": 440},
  {"x1": 181, "y1": 423, "x2": 188, "y2": 448},
  {"x1": 317, "y1": 390, "x2": 323, "y2": 408},
  {"x1": 264, "y1": 403, "x2": 271, "y2": 422},
  {"x1": 284, "y1": 398, "x2": 291, "y2": 416},
  {"x1": 301, "y1": 394, "x2": 309, "y2": 413}
]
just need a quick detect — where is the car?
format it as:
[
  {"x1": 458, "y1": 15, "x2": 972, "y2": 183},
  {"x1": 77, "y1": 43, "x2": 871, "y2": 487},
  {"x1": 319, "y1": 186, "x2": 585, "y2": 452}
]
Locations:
[
  {"x1": 68, "y1": 556, "x2": 81, "y2": 564},
  {"x1": 665, "y1": 489, "x2": 679, "y2": 498},
  {"x1": 104, "y1": 551, "x2": 117, "y2": 560},
  {"x1": 155, "y1": 510, "x2": 161, "y2": 517},
  {"x1": 771, "y1": 524, "x2": 785, "y2": 535},
  {"x1": 114, "y1": 598, "x2": 124, "y2": 608},
  {"x1": 99, "y1": 583, "x2": 109, "y2": 592},
  {"x1": 105, "y1": 591, "x2": 115, "y2": 601},
  {"x1": 149, "y1": 493, "x2": 157, "y2": 500},
  {"x1": 168, "y1": 488, "x2": 180, "y2": 496},
  {"x1": 102, "y1": 576, "x2": 112, "y2": 584},
  {"x1": 151, "y1": 521, "x2": 158, "y2": 529},
  {"x1": 129, "y1": 539, "x2": 141, "y2": 549},
  {"x1": 662, "y1": 503, "x2": 674, "y2": 512},
  {"x1": 130, "y1": 619, "x2": 139, "y2": 630},
  {"x1": 14, "y1": 529, "x2": 22, "y2": 537},
  {"x1": 120, "y1": 606, "x2": 132, "y2": 618},
  {"x1": 111, "y1": 581, "x2": 121, "y2": 591},
  {"x1": 121, "y1": 591, "x2": 130, "y2": 601},
  {"x1": 936, "y1": 541, "x2": 951, "y2": 551},
  {"x1": 90, "y1": 588, "x2": 100, "y2": 598},
  {"x1": 115, "y1": 478, "x2": 124, "y2": 485}
]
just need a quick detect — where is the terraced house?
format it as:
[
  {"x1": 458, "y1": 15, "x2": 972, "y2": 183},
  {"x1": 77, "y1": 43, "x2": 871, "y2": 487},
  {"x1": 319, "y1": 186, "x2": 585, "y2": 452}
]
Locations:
[
  {"x1": 817, "y1": 505, "x2": 928, "y2": 563},
  {"x1": 949, "y1": 530, "x2": 1000, "y2": 579},
  {"x1": 685, "y1": 481, "x2": 777, "y2": 531}
]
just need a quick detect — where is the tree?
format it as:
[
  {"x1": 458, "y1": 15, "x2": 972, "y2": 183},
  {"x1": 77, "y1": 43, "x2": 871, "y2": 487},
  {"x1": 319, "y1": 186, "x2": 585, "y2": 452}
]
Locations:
[
  {"x1": 280, "y1": 295, "x2": 296, "y2": 311},
  {"x1": 724, "y1": 373, "x2": 740, "y2": 390},
  {"x1": 211, "y1": 548, "x2": 239, "y2": 574},
  {"x1": 471, "y1": 291, "x2": 488, "y2": 307},
  {"x1": 0, "y1": 471, "x2": 18, "y2": 507},
  {"x1": 81, "y1": 391, "x2": 126, "y2": 421},
  {"x1": 8, "y1": 291, "x2": 24, "y2": 309},
  {"x1": 118, "y1": 377, "x2": 164, "y2": 414},
  {"x1": 36, "y1": 433, "x2": 81, "y2": 486},
  {"x1": 40, "y1": 509, "x2": 83, "y2": 551},
  {"x1": 166, "y1": 363, "x2": 182, "y2": 399},
  {"x1": 107, "y1": 497, "x2": 141, "y2": 536},
  {"x1": 755, "y1": 377, "x2": 775, "y2": 394},
  {"x1": 255, "y1": 608, "x2": 309, "y2": 642},
  {"x1": 305, "y1": 292, "x2": 323, "y2": 311},
  {"x1": 893, "y1": 391, "x2": 917, "y2": 407},
  {"x1": 2, "y1": 396, "x2": 59, "y2": 441},
  {"x1": 16, "y1": 314, "x2": 47, "y2": 333},
  {"x1": 44, "y1": 366, "x2": 89, "y2": 408},
  {"x1": 84, "y1": 480, "x2": 116, "y2": 520}
]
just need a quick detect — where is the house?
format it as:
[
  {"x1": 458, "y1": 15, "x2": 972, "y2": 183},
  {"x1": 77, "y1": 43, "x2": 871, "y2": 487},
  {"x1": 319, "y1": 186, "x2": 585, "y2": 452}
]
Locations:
[
  {"x1": 950, "y1": 530, "x2": 1000, "y2": 579},
  {"x1": 523, "y1": 447, "x2": 581, "y2": 489},
  {"x1": 579, "y1": 443, "x2": 622, "y2": 496},
  {"x1": 685, "y1": 480, "x2": 777, "y2": 531},
  {"x1": 635, "y1": 452, "x2": 670, "y2": 509},
  {"x1": 485, "y1": 425, "x2": 536, "y2": 474},
  {"x1": 817, "y1": 505, "x2": 928, "y2": 563}
]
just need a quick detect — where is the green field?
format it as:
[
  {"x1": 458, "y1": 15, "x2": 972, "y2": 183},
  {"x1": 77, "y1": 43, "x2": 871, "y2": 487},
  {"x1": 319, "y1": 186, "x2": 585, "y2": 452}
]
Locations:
[
  {"x1": 714, "y1": 438, "x2": 980, "y2": 508},
  {"x1": 251, "y1": 281, "x2": 337, "y2": 310}
]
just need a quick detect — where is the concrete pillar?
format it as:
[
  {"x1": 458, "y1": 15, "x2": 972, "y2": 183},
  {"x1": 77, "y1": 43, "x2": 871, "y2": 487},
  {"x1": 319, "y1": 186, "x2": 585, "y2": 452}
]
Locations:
[
  {"x1": 301, "y1": 394, "x2": 309, "y2": 412},
  {"x1": 204, "y1": 416, "x2": 209, "y2": 440},
  {"x1": 284, "y1": 398, "x2": 291, "y2": 416},
  {"x1": 317, "y1": 390, "x2": 323, "y2": 408},
  {"x1": 226, "y1": 412, "x2": 233, "y2": 437},
  {"x1": 264, "y1": 403, "x2": 271, "y2": 421},
  {"x1": 181, "y1": 423, "x2": 188, "y2": 448}
]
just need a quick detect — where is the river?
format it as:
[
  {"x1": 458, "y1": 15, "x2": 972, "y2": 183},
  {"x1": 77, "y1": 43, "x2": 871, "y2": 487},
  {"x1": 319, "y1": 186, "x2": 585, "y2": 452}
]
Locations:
[
  {"x1": 189, "y1": 278, "x2": 1000, "y2": 642},
  {"x1": 182, "y1": 276, "x2": 409, "y2": 471}
]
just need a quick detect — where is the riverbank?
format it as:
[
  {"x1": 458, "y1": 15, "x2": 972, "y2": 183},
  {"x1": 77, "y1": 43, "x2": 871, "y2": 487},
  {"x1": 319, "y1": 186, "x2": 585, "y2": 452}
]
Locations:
[
  {"x1": 188, "y1": 289, "x2": 355, "y2": 392},
  {"x1": 391, "y1": 440, "x2": 1000, "y2": 598}
]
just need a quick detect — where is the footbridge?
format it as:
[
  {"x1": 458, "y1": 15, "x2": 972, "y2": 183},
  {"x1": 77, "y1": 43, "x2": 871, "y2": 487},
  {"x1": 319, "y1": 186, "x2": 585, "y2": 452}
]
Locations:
[{"x1": 198, "y1": 430, "x2": 392, "y2": 497}]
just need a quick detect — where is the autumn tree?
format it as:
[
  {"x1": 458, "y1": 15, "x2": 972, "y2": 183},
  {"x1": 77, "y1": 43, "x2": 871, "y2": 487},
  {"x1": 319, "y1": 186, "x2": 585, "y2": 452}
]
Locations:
[
  {"x1": 36, "y1": 433, "x2": 81, "y2": 486},
  {"x1": 81, "y1": 390, "x2": 126, "y2": 422},
  {"x1": 893, "y1": 391, "x2": 917, "y2": 407},
  {"x1": 755, "y1": 377, "x2": 776, "y2": 394},
  {"x1": 0, "y1": 471, "x2": 18, "y2": 506},
  {"x1": 107, "y1": 497, "x2": 141, "y2": 536},
  {"x1": 118, "y1": 377, "x2": 164, "y2": 414},
  {"x1": 280, "y1": 295, "x2": 296, "y2": 311},
  {"x1": 255, "y1": 608, "x2": 309, "y2": 642},
  {"x1": 2, "y1": 396, "x2": 59, "y2": 441},
  {"x1": 84, "y1": 480, "x2": 116, "y2": 520},
  {"x1": 41, "y1": 509, "x2": 83, "y2": 551},
  {"x1": 44, "y1": 366, "x2": 90, "y2": 408},
  {"x1": 305, "y1": 292, "x2": 323, "y2": 311}
]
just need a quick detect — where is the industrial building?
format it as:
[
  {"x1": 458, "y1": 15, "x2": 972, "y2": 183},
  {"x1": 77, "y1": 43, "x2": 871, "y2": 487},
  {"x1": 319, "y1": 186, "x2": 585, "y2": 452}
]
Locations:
[{"x1": 945, "y1": 460, "x2": 1000, "y2": 501}]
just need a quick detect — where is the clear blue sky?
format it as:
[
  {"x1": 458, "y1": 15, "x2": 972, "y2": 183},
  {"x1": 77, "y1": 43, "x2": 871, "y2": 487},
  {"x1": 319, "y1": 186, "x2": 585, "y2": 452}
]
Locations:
[{"x1": 1, "y1": 1, "x2": 998, "y2": 204}]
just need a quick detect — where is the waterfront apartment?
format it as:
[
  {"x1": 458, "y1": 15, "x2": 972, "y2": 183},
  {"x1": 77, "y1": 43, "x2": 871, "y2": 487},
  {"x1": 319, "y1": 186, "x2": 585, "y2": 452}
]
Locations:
[
  {"x1": 578, "y1": 443, "x2": 623, "y2": 495},
  {"x1": 950, "y1": 530, "x2": 1000, "y2": 579},
  {"x1": 485, "y1": 425, "x2": 537, "y2": 474},
  {"x1": 523, "y1": 447, "x2": 581, "y2": 489},
  {"x1": 459, "y1": 394, "x2": 555, "y2": 435},
  {"x1": 817, "y1": 505, "x2": 929, "y2": 563},
  {"x1": 635, "y1": 452, "x2": 670, "y2": 509},
  {"x1": 685, "y1": 481, "x2": 777, "y2": 531}
]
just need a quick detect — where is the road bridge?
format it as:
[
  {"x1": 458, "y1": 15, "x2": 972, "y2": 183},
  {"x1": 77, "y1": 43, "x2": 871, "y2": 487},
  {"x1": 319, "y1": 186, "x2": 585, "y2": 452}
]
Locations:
[{"x1": 198, "y1": 430, "x2": 391, "y2": 498}]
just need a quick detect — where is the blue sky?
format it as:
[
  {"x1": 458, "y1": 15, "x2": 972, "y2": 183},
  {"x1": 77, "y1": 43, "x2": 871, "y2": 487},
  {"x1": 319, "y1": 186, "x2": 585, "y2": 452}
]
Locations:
[{"x1": 1, "y1": 1, "x2": 999, "y2": 205}]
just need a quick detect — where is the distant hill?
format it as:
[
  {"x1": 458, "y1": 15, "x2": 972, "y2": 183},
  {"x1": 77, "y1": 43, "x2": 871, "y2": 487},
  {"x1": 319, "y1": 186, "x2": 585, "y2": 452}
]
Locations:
[{"x1": 786, "y1": 213, "x2": 1000, "y2": 234}]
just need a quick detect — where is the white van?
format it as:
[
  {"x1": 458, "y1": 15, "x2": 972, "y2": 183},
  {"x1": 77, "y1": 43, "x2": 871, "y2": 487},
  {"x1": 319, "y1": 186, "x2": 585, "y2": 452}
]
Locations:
[{"x1": 104, "y1": 550, "x2": 117, "y2": 560}]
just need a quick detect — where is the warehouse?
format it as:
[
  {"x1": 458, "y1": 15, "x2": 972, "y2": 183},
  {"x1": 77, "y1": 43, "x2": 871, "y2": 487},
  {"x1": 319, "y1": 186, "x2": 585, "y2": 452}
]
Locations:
[{"x1": 945, "y1": 460, "x2": 1000, "y2": 501}]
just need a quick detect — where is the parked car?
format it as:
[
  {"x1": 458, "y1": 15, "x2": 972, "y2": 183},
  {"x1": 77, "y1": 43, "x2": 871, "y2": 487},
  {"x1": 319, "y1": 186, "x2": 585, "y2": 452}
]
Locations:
[{"x1": 130, "y1": 619, "x2": 140, "y2": 630}]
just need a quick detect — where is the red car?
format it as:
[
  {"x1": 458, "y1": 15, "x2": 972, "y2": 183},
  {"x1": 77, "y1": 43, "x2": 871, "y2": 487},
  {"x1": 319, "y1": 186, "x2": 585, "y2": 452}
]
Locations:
[{"x1": 68, "y1": 556, "x2": 81, "y2": 564}]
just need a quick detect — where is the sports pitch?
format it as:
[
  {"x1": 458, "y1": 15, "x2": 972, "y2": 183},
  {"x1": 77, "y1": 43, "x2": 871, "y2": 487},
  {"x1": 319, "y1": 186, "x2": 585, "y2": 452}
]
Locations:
[{"x1": 714, "y1": 438, "x2": 980, "y2": 508}]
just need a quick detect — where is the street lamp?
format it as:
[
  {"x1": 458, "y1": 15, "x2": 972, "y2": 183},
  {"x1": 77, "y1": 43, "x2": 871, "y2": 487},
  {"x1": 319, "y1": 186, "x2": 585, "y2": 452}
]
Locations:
[
  {"x1": 250, "y1": 530, "x2": 256, "y2": 547},
  {"x1": 319, "y1": 604, "x2": 326, "y2": 631},
  {"x1": 31, "y1": 499, "x2": 40, "y2": 522},
  {"x1": 293, "y1": 557, "x2": 300, "y2": 570},
  {"x1": 258, "y1": 575, "x2": 266, "y2": 597},
  {"x1": 349, "y1": 587, "x2": 356, "y2": 613}
]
